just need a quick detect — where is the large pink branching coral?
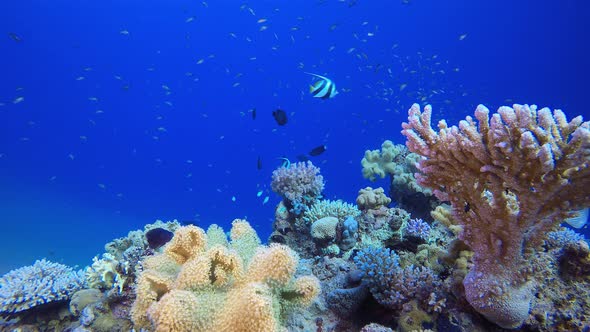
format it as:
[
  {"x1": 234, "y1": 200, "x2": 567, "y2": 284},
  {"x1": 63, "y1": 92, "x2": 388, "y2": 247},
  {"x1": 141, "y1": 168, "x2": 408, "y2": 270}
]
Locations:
[{"x1": 401, "y1": 103, "x2": 590, "y2": 329}]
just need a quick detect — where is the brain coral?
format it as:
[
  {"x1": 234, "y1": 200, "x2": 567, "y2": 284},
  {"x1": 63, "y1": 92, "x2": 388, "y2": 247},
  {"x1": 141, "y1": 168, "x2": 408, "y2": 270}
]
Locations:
[
  {"x1": 131, "y1": 219, "x2": 321, "y2": 332},
  {"x1": 310, "y1": 217, "x2": 339, "y2": 242},
  {"x1": 0, "y1": 259, "x2": 85, "y2": 316}
]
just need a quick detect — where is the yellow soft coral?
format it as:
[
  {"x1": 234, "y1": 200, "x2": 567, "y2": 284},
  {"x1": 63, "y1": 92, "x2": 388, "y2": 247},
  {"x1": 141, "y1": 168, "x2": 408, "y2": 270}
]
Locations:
[
  {"x1": 130, "y1": 270, "x2": 175, "y2": 327},
  {"x1": 131, "y1": 221, "x2": 320, "y2": 332},
  {"x1": 164, "y1": 225, "x2": 207, "y2": 264},
  {"x1": 214, "y1": 282, "x2": 279, "y2": 332},
  {"x1": 246, "y1": 244, "x2": 298, "y2": 285},
  {"x1": 361, "y1": 140, "x2": 402, "y2": 181}
]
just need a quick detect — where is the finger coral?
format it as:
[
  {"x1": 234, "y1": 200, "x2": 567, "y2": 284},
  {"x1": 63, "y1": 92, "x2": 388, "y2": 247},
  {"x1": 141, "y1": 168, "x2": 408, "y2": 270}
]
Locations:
[
  {"x1": 401, "y1": 103, "x2": 590, "y2": 328},
  {"x1": 131, "y1": 219, "x2": 320, "y2": 332}
]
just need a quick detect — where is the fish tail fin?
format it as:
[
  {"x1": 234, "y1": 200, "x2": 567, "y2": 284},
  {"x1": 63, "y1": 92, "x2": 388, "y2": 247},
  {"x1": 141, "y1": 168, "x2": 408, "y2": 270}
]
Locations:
[{"x1": 309, "y1": 85, "x2": 315, "y2": 93}]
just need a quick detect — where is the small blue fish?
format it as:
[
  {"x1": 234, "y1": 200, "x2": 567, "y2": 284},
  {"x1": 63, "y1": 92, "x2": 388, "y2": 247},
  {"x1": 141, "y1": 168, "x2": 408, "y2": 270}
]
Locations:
[
  {"x1": 256, "y1": 190, "x2": 263, "y2": 197},
  {"x1": 262, "y1": 196, "x2": 269, "y2": 205},
  {"x1": 306, "y1": 72, "x2": 338, "y2": 99},
  {"x1": 277, "y1": 157, "x2": 291, "y2": 168}
]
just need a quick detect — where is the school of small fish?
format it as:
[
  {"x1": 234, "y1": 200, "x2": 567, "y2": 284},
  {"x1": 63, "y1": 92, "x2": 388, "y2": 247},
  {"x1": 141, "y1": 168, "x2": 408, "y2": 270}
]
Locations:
[{"x1": 1, "y1": 1, "x2": 475, "y2": 216}]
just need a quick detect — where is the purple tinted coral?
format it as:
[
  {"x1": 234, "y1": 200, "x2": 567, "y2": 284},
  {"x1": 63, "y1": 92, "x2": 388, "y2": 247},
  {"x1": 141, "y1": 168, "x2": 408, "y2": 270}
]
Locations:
[
  {"x1": 271, "y1": 161, "x2": 325, "y2": 208},
  {"x1": 546, "y1": 228, "x2": 585, "y2": 249},
  {"x1": 405, "y1": 218, "x2": 431, "y2": 240},
  {"x1": 0, "y1": 259, "x2": 85, "y2": 316},
  {"x1": 354, "y1": 247, "x2": 441, "y2": 310}
]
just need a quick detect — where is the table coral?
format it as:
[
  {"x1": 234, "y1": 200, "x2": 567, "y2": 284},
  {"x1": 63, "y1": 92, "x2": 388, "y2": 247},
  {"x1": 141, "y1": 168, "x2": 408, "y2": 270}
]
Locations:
[
  {"x1": 0, "y1": 259, "x2": 85, "y2": 316},
  {"x1": 402, "y1": 103, "x2": 590, "y2": 328},
  {"x1": 131, "y1": 219, "x2": 320, "y2": 332}
]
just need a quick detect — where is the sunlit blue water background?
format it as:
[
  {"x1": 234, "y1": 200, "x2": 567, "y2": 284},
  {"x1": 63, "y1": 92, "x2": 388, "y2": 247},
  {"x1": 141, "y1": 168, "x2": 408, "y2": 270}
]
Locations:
[{"x1": 0, "y1": 0, "x2": 587, "y2": 273}]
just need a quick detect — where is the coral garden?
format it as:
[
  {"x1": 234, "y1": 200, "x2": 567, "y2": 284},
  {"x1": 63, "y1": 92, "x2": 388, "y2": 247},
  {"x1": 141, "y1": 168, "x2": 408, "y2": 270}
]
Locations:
[{"x1": 1, "y1": 103, "x2": 589, "y2": 331}]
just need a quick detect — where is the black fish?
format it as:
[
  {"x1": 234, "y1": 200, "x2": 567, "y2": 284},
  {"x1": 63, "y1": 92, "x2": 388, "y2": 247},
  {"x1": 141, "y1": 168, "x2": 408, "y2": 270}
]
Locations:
[
  {"x1": 252, "y1": 108, "x2": 257, "y2": 120},
  {"x1": 296, "y1": 154, "x2": 309, "y2": 162},
  {"x1": 8, "y1": 32, "x2": 21, "y2": 42},
  {"x1": 145, "y1": 228, "x2": 174, "y2": 249},
  {"x1": 272, "y1": 109, "x2": 288, "y2": 126},
  {"x1": 309, "y1": 145, "x2": 327, "y2": 156},
  {"x1": 257, "y1": 156, "x2": 262, "y2": 170}
]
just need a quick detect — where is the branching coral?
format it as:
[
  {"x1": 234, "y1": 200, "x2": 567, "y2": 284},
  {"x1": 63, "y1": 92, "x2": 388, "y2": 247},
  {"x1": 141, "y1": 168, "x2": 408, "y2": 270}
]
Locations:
[
  {"x1": 353, "y1": 247, "x2": 441, "y2": 311},
  {"x1": 301, "y1": 199, "x2": 360, "y2": 224},
  {"x1": 271, "y1": 161, "x2": 325, "y2": 212},
  {"x1": 401, "y1": 103, "x2": 590, "y2": 328},
  {"x1": 0, "y1": 259, "x2": 85, "y2": 316},
  {"x1": 131, "y1": 219, "x2": 320, "y2": 332}
]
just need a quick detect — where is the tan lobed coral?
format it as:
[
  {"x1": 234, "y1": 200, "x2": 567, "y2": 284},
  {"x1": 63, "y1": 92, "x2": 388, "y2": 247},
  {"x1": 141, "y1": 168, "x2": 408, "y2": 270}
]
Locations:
[
  {"x1": 356, "y1": 187, "x2": 392, "y2": 211},
  {"x1": 130, "y1": 219, "x2": 320, "y2": 332},
  {"x1": 361, "y1": 140, "x2": 430, "y2": 198},
  {"x1": 402, "y1": 103, "x2": 590, "y2": 329},
  {"x1": 361, "y1": 140, "x2": 403, "y2": 181}
]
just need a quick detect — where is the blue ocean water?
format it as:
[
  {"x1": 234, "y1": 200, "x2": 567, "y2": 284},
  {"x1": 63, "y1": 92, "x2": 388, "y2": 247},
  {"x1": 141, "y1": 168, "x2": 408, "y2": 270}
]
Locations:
[{"x1": 0, "y1": 0, "x2": 587, "y2": 274}]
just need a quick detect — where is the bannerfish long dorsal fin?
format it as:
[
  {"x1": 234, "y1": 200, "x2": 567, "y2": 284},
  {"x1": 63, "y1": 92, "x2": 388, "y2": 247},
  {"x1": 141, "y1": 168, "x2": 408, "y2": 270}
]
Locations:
[
  {"x1": 565, "y1": 208, "x2": 589, "y2": 229},
  {"x1": 304, "y1": 72, "x2": 331, "y2": 82}
]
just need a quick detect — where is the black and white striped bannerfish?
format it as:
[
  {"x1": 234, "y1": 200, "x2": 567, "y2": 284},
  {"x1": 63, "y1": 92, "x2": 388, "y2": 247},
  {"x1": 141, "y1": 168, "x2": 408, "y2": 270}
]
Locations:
[{"x1": 305, "y1": 72, "x2": 338, "y2": 99}]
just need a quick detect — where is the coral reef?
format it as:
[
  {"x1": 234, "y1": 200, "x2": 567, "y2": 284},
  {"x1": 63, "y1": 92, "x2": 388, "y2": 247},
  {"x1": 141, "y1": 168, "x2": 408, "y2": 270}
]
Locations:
[
  {"x1": 131, "y1": 219, "x2": 320, "y2": 332},
  {"x1": 0, "y1": 259, "x2": 85, "y2": 317},
  {"x1": 2, "y1": 102, "x2": 588, "y2": 332},
  {"x1": 402, "y1": 103, "x2": 590, "y2": 328}
]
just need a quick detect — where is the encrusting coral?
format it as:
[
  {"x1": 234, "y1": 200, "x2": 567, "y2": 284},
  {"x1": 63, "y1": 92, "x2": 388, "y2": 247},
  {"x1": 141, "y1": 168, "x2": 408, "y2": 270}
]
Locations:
[
  {"x1": 130, "y1": 219, "x2": 320, "y2": 332},
  {"x1": 401, "y1": 103, "x2": 590, "y2": 329}
]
